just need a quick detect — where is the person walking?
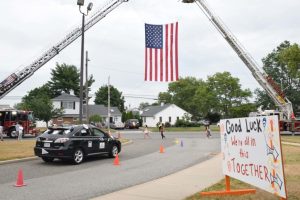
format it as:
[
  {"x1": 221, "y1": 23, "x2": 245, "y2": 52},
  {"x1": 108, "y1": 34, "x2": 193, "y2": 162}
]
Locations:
[
  {"x1": 0, "y1": 122, "x2": 4, "y2": 141},
  {"x1": 15, "y1": 122, "x2": 21, "y2": 140},
  {"x1": 205, "y1": 125, "x2": 211, "y2": 138},
  {"x1": 18, "y1": 123, "x2": 24, "y2": 140},
  {"x1": 143, "y1": 125, "x2": 151, "y2": 139},
  {"x1": 159, "y1": 123, "x2": 166, "y2": 139}
]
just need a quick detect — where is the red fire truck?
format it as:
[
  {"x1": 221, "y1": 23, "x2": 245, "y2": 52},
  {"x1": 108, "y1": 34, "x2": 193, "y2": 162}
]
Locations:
[{"x1": 0, "y1": 109, "x2": 38, "y2": 138}]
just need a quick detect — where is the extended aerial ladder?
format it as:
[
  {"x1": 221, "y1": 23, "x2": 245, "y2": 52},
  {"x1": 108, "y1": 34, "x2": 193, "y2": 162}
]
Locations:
[
  {"x1": 183, "y1": 0, "x2": 294, "y2": 120},
  {"x1": 0, "y1": 0, "x2": 128, "y2": 99}
]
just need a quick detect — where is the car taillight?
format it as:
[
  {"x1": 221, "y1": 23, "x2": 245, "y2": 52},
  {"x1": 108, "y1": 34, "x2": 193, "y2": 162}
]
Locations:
[{"x1": 54, "y1": 138, "x2": 69, "y2": 143}]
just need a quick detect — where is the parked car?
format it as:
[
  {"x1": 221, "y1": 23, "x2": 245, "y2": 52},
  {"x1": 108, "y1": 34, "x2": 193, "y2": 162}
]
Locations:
[
  {"x1": 103, "y1": 122, "x2": 124, "y2": 129},
  {"x1": 125, "y1": 119, "x2": 140, "y2": 129},
  {"x1": 34, "y1": 124, "x2": 121, "y2": 164},
  {"x1": 199, "y1": 120, "x2": 210, "y2": 126},
  {"x1": 113, "y1": 121, "x2": 125, "y2": 129}
]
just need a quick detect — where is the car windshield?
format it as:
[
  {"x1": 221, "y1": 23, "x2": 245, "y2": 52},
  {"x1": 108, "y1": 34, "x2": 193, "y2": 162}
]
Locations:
[{"x1": 44, "y1": 128, "x2": 71, "y2": 135}]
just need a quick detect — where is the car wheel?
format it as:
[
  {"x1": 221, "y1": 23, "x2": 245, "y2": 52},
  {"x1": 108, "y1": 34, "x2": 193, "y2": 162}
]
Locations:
[
  {"x1": 9, "y1": 129, "x2": 17, "y2": 138},
  {"x1": 109, "y1": 145, "x2": 118, "y2": 158},
  {"x1": 42, "y1": 157, "x2": 54, "y2": 163},
  {"x1": 73, "y1": 148, "x2": 84, "y2": 164}
]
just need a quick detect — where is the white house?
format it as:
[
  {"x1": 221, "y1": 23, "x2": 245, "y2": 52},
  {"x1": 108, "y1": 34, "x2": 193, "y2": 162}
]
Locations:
[
  {"x1": 51, "y1": 93, "x2": 122, "y2": 125},
  {"x1": 52, "y1": 93, "x2": 80, "y2": 125},
  {"x1": 84, "y1": 104, "x2": 122, "y2": 124},
  {"x1": 141, "y1": 104, "x2": 191, "y2": 127}
]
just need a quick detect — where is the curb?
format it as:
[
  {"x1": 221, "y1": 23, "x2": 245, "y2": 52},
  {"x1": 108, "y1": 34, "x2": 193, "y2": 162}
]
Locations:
[{"x1": 0, "y1": 156, "x2": 38, "y2": 165}]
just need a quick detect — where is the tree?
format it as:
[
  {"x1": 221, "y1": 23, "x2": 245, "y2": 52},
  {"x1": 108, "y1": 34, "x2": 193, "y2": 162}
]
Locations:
[
  {"x1": 157, "y1": 92, "x2": 173, "y2": 104},
  {"x1": 89, "y1": 114, "x2": 102, "y2": 123},
  {"x1": 255, "y1": 41, "x2": 300, "y2": 114},
  {"x1": 48, "y1": 63, "x2": 80, "y2": 97},
  {"x1": 138, "y1": 102, "x2": 150, "y2": 110},
  {"x1": 193, "y1": 82, "x2": 218, "y2": 120},
  {"x1": 94, "y1": 85, "x2": 125, "y2": 112},
  {"x1": 207, "y1": 72, "x2": 252, "y2": 118},
  {"x1": 164, "y1": 77, "x2": 205, "y2": 119},
  {"x1": 18, "y1": 94, "x2": 63, "y2": 127}
]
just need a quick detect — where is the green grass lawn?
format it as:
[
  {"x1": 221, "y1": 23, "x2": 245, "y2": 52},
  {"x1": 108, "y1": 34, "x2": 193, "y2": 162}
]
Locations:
[{"x1": 281, "y1": 135, "x2": 300, "y2": 144}]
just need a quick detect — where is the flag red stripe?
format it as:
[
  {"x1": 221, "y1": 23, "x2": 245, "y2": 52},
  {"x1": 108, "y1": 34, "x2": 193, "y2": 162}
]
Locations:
[
  {"x1": 175, "y1": 22, "x2": 179, "y2": 81},
  {"x1": 155, "y1": 49, "x2": 158, "y2": 81},
  {"x1": 160, "y1": 49, "x2": 163, "y2": 81},
  {"x1": 149, "y1": 48, "x2": 152, "y2": 81},
  {"x1": 170, "y1": 23, "x2": 174, "y2": 81},
  {"x1": 145, "y1": 48, "x2": 147, "y2": 81},
  {"x1": 165, "y1": 24, "x2": 169, "y2": 82}
]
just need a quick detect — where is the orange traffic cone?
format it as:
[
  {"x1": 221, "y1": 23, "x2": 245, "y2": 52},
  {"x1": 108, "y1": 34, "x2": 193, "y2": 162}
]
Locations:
[
  {"x1": 14, "y1": 168, "x2": 26, "y2": 187},
  {"x1": 159, "y1": 145, "x2": 165, "y2": 153},
  {"x1": 113, "y1": 154, "x2": 120, "y2": 166}
]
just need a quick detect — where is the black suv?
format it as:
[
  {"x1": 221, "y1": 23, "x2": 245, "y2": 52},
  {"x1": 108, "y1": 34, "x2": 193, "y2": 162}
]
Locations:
[
  {"x1": 34, "y1": 124, "x2": 121, "y2": 164},
  {"x1": 125, "y1": 119, "x2": 140, "y2": 129}
]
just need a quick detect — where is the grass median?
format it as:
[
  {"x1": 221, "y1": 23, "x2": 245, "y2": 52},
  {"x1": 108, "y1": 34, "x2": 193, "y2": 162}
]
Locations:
[
  {"x1": 186, "y1": 144, "x2": 300, "y2": 200},
  {"x1": 0, "y1": 138, "x2": 130, "y2": 162}
]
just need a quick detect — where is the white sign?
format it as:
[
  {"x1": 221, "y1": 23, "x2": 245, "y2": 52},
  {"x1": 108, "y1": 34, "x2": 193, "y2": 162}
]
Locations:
[
  {"x1": 88, "y1": 141, "x2": 92, "y2": 148},
  {"x1": 220, "y1": 116, "x2": 286, "y2": 198},
  {"x1": 99, "y1": 142, "x2": 105, "y2": 149}
]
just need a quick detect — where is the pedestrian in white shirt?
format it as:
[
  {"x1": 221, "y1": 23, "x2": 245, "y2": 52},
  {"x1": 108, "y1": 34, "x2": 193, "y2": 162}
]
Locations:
[
  {"x1": 0, "y1": 123, "x2": 3, "y2": 141},
  {"x1": 19, "y1": 123, "x2": 24, "y2": 140}
]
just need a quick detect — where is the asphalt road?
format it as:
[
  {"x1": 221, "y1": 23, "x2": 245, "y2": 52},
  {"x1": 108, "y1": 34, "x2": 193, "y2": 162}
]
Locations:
[{"x1": 0, "y1": 131, "x2": 220, "y2": 200}]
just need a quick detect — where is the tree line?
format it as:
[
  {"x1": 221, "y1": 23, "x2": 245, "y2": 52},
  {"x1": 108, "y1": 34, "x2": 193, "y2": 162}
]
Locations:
[{"x1": 16, "y1": 41, "x2": 300, "y2": 125}]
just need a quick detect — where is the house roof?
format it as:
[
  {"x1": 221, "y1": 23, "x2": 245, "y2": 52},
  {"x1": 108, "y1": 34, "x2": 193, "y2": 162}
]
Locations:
[
  {"x1": 52, "y1": 93, "x2": 79, "y2": 101},
  {"x1": 84, "y1": 105, "x2": 122, "y2": 117},
  {"x1": 141, "y1": 104, "x2": 172, "y2": 117}
]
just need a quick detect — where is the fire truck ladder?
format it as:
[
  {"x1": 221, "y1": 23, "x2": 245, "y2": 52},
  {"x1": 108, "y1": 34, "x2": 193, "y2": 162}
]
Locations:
[
  {"x1": 185, "y1": 0, "x2": 293, "y2": 120},
  {"x1": 0, "y1": 0, "x2": 128, "y2": 99}
]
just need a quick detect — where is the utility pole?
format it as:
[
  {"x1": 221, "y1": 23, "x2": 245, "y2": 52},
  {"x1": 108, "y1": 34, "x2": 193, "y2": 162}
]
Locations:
[
  {"x1": 85, "y1": 51, "x2": 90, "y2": 123},
  {"x1": 78, "y1": 0, "x2": 93, "y2": 124},
  {"x1": 108, "y1": 76, "x2": 111, "y2": 134}
]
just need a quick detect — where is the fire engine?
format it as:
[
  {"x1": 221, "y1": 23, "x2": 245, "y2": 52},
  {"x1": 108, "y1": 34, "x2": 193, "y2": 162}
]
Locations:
[
  {"x1": 0, "y1": 109, "x2": 38, "y2": 138},
  {"x1": 182, "y1": 0, "x2": 300, "y2": 133}
]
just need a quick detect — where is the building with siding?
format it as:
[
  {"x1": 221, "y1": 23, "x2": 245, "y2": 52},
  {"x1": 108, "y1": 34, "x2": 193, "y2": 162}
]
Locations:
[{"x1": 141, "y1": 104, "x2": 191, "y2": 127}]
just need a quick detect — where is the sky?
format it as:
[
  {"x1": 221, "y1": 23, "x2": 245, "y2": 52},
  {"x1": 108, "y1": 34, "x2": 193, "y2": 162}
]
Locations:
[{"x1": 0, "y1": 0, "x2": 299, "y2": 109}]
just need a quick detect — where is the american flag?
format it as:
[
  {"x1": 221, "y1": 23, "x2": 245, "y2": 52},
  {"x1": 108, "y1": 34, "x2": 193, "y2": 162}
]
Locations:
[{"x1": 144, "y1": 22, "x2": 179, "y2": 82}]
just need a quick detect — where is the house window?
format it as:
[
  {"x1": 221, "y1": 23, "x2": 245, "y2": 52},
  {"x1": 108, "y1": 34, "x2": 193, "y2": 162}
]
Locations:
[
  {"x1": 169, "y1": 117, "x2": 171, "y2": 123},
  {"x1": 159, "y1": 117, "x2": 162, "y2": 123},
  {"x1": 57, "y1": 117, "x2": 63, "y2": 121},
  {"x1": 73, "y1": 117, "x2": 78, "y2": 121},
  {"x1": 61, "y1": 101, "x2": 75, "y2": 109}
]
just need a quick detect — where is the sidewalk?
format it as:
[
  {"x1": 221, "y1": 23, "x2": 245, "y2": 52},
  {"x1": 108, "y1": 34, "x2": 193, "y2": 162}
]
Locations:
[{"x1": 91, "y1": 154, "x2": 223, "y2": 200}]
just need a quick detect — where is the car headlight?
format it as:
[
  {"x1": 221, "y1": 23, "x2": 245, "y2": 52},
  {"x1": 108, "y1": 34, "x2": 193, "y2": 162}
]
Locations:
[
  {"x1": 36, "y1": 137, "x2": 41, "y2": 142},
  {"x1": 54, "y1": 138, "x2": 69, "y2": 143}
]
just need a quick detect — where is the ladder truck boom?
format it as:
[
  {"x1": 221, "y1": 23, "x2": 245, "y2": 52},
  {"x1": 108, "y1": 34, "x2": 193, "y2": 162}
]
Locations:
[
  {"x1": 0, "y1": 0, "x2": 128, "y2": 99},
  {"x1": 183, "y1": 0, "x2": 293, "y2": 120}
]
